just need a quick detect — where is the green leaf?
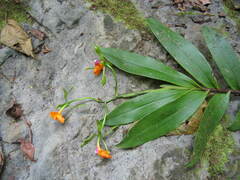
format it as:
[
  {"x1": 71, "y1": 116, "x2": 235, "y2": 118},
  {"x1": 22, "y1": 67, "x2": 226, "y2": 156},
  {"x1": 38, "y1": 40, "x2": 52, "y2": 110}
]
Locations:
[
  {"x1": 202, "y1": 27, "x2": 240, "y2": 90},
  {"x1": 63, "y1": 87, "x2": 74, "y2": 102},
  {"x1": 98, "y1": 47, "x2": 198, "y2": 88},
  {"x1": 187, "y1": 92, "x2": 230, "y2": 168},
  {"x1": 117, "y1": 90, "x2": 208, "y2": 148},
  {"x1": 63, "y1": 88, "x2": 68, "y2": 101},
  {"x1": 228, "y1": 111, "x2": 240, "y2": 132},
  {"x1": 105, "y1": 89, "x2": 190, "y2": 126},
  {"x1": 147, "y1": 18, "x2": 218, "y2": 88}
]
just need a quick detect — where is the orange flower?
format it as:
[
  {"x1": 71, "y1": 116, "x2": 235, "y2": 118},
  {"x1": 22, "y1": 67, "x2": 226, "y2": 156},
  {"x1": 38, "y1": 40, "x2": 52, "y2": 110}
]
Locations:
[
  {"x1": 50, "y1": 110, "x2": 65, "y2": 124},
  {"x1": 95, "y1": 146, "x2": 112, "y2": 159},
  {"x1": 93, "y1": 60, "x2": 104, "y2": 76}
]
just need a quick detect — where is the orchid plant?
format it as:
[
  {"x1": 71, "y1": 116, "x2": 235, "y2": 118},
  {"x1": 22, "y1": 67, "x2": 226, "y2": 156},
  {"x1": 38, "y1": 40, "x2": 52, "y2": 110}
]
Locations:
[{"x1": 50, "y1": 18, "x2": 240, "y2": 166}]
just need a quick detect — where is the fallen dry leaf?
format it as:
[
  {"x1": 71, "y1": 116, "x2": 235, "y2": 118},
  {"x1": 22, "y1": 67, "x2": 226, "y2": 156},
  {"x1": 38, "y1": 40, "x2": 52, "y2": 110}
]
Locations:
[
  {"x1": 28, "y1": 29, "x2": 45, "y2": 41},
  {"x1": 0, "y1": 150, "x2": 4, "y2": 174},
  {"x1": 198, "y1": 0, "x2": 211, "y2": 5},
  {"x1": 0, "y1": 19, "x2": 34, "y2": 57},
  {"x1": 173, "y1": 0, "x2": 186, "y2": 11},
  {"x1": 190, "y1": 1, "x2": 208, "y2": 12},
  {"x1": 168, "y1": 101, "x2": 207, "y2": 135},
  {"x1": 41, "y1": 45, "x2": 52, "y2": 54},
  {"x1": 18, "y1": 139, "x2": 36, "y2": 162},
  {"x1": 6, "y1": 103, "x2": 23, "y2": 120}
]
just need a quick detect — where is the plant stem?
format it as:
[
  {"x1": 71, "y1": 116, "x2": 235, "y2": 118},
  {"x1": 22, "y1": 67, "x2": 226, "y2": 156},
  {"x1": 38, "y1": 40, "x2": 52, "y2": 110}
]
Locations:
[
  {"x1": 104, "y1": 126, "x2": 119, "y2": 137},
  {"x1": 106, "y1": 88, "x2": 162, "y2": 103},
  {"x1": 106, "y1": 64, "x2": 118, "y2": 96},
  {"x1": 201, "y1": 88, "x2": 240, "y2": 96}
]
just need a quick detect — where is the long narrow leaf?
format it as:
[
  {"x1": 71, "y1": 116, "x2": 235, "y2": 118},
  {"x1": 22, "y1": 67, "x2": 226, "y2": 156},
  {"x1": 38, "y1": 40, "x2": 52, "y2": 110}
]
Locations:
[
  {"x1": 147, "y1": 18, "x2": 218, "y2": 88},
  {"x1": 202, "y1": 27, "x2": 240, "y2": 90},
  {"x1": 98, "y1": 47, "x2": 198, "y2": 88},
  {"x1": 117, "y1": 90, "x2": 208, "y2": 148},
  {"x1": 187, "y1": 92, "x2": 230, "y2": 168},
  {"x1": 105, "y1": 89, "x2": 190, "y2": 126},
  {"x1": 228, "y1": 111, "x2": 240, "y2": 132}
]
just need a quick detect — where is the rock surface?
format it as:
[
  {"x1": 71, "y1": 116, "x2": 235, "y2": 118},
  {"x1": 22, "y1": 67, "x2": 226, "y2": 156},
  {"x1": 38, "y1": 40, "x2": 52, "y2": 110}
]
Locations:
[{"x1": 0, "y1": 0, "x2": 240, "y2": 179}]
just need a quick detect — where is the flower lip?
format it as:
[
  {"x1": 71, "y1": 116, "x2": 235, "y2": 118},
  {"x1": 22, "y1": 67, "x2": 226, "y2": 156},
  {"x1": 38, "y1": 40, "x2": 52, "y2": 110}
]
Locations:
[
  {"x1": 93, "y1": 61, "x2": 104, "y2": 76},
  {"x1": 95, "y1": 146, "x2": 112, "y2": 159},
  {"x1": 50, "y1": 111, "x2": 65, "y2": 124}
]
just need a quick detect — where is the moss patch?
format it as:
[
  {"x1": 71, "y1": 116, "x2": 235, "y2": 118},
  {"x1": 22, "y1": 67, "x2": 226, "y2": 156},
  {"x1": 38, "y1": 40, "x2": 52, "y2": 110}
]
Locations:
[
  {"x1": 0, "y1": 0, "x2": 30, "y2": 30},
  {"x1": 223, "y1": 0, "x2": 240, "y2": 33},
  {"x1": 85, "y1": 0, "x2": 147, "y2": 32},
  {"x1": 211, "y1": 25, "x2": 230, "y2": 37},
  {"x1": 203, "y1": 124, "x2": 235, "y2": 177}
]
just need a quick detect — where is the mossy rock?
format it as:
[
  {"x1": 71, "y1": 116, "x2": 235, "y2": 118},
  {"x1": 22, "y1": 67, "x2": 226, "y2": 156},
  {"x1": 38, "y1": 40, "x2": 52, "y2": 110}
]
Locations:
[
  {"x1": 85, "y1": 0, "x2": 147, "y2": 32},
  {"x1": 0, "y1": 0, "x2": 30, "y2": 30},
  {"x1": 203, "y1": 124, "x2": 235, "y2": 178},
  {"x1": 223, "y1": 0, "x2": 240, "y2": 33}
]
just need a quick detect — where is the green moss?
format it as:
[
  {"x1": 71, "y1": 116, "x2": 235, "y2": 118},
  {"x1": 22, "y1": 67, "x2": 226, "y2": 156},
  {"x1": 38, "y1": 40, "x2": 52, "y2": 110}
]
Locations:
[
  {"x1": 223, "y1": 0, "x2": 240, "y2": 33},
  {"x1": 0, "y1": 0, "x2": 30, "y2": 30},
  {"x1": 211, "y1": 25, "x2": 230, "y2": 37},
  {"x1": 85, "y1": 0, "x2": 147, "y2": 32},
  {"x1": 176, "y1": 11, "x2": 214, "y2": 16},
  {"x1": 203, "y1": 124, "x2": 235, "y2": 177}
]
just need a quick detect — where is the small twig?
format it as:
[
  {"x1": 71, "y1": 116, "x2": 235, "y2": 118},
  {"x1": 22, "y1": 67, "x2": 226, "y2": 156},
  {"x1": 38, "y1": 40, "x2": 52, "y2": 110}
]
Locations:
[
  {"x1": 105, "y1": 64, "x2": 118, "y2": 96},
  {"x1": 103, "y1": 126, "x2": 119, "y2": 138},
  {"x1": 26, "y1": 12, "x2": 56, "y2": 38},
  {"x1": 24, "y1": 119, "x2": 33, "y2": 143}
]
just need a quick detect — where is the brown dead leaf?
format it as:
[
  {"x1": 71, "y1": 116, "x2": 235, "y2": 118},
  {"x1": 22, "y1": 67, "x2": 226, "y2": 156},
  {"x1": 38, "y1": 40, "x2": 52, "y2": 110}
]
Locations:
[
  {"x1": 0, "y1": 19, "x2": 34, "y2": 57},
  {"x1": 198, "y1": 0, "x2": 211, "y2": 5},
  {"x1": 6, "y1": 103, "x2": 23, "y2": 120},
  {"x1": 28, "y1": 29, "x2": 45, "y2": 41},
  {"x1": 173, "y1": 0, "x2": 191, "y2": 11},
  {"x1": 190, "y1": 1, "x2": 208, "y2": 12},
  {"x1": 41, "y1": 45, "x2": 52, "y2": 54},
  {"x1": 167, "y1": 101, "x2": 207, "y2": 136},
  {"x1": 18, "y1": 139, "x2": 36, "y2": 162},
  {"x1": 0, "y1": 151, "x2": 4, "y2": 173}
]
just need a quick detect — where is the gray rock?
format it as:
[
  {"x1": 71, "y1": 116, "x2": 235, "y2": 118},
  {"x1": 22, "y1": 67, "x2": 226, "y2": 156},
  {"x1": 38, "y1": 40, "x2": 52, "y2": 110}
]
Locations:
[
  {"x1": 190, "y1": 15, "x2": 212, "y2": 24},
  {"x1": 0, "y1": 0, "x2": 239, "y2": 180},
  {"x1": 0, "y1": 47, "x2": 14, "y2": 66},
  {"x1": 29, "y1": 0, "x2": 87, "y2": 34}
]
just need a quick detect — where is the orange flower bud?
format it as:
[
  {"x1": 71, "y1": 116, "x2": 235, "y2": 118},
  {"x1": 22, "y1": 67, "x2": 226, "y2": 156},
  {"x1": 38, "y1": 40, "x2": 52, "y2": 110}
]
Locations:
[
  {"x1": 95, "y1": 147, "x2": 112, "y2": 159},
  {"x1": 93, "y1": 61, "x2": 104, "y2": 76},
  {"x1": 50, "y1": 111, "x2": 65, "y2": 124}
]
